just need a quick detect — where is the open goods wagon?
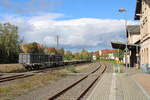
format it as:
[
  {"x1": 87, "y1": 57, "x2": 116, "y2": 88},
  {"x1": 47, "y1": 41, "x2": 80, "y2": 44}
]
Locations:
[{"x1": 19, "y1": 53, "x2": 64, "y2": 70}]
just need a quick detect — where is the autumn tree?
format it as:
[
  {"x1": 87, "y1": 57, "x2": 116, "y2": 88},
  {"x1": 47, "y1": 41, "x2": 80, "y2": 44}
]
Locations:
[
  {"x1": 73, "y1": 52, "x2": 81, "y2": 60},
  {"x1": 57, "y1": 48, "x2": 65, "y2": 55},
  {"x1": 64, "y1": 50, "x2": 73, "y2": 60},
  {"x1": 21, "y1": 42, "x2": 44, "y2": 54},
  {"x1": 0, "y1": 23, "x2": 21, "y2": 63},
  {"x1": 80, "y1": 49, "x2": 92, "y2": 60},
  {"x1": 96, "y1": 54, "x2": 100, "y2": 60},
  {"x1": 64, "y1": 49, "x2": 92, "y2": 60},
  {"x1": 113, "y1": 49, "x2": 124, "y2": 60},
  {"x1": 29, "y1": 42, "x2": 40, "y2": 53},
  {"x1": 44, "y1": 48, "x2": 57, "y2": 55}
]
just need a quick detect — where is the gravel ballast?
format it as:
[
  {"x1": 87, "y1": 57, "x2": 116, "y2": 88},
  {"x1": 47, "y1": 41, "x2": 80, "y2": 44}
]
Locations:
[
  {"x1": 54, "y1": 64, "x2": 104, "y2": 100},
  {"x1": 13, "y1": 63, "x2": 100, "y2": 100}
]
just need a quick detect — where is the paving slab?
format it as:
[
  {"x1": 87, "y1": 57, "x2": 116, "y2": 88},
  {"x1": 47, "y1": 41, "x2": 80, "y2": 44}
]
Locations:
[
  {"x1": 86, "y1": 73, "x2": 112, "y2": 100},
  {"x1": 86, "y1": 73, "x2": 149, "y2": 100},
  {"x1": 132, "y1": 73, "x2": 150, "y2": 98},
  {"x1": 116, "y1": 73, "x2": 148, "y2": 100}
]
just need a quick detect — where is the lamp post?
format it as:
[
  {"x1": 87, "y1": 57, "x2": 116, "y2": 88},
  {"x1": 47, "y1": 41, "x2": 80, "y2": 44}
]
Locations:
[{"x1": 118, "y1": 8, "x2": 128, "y2": 73}]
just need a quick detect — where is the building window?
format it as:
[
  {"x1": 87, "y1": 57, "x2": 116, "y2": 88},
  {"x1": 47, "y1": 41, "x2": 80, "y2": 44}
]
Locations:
[
  {"x1": 147, "y1": 48, "x2": 149, "y2": 65},
  {"x1": 144, "y1": 49, "x2": 146, "y2": 64},
  {"x1": 142, "y1": 49, "x2": 143, "y2": 64}
]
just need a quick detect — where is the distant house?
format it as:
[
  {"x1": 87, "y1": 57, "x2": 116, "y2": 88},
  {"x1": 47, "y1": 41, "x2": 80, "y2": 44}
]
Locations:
[
  {"x1": 92, "y1": 51, "x2": 99, "y2": 60},
  {"x1": 99, "y1": 49, "x2": 117, "y2": 60},
  {"x1": 92, "y1": 49, "x2": 117, "y2": 60}
]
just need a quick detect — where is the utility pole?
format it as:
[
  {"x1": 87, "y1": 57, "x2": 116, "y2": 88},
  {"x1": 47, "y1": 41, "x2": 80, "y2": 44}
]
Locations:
[{"x1": 56, "y1": 35, "x2": 59, "y2": 49}]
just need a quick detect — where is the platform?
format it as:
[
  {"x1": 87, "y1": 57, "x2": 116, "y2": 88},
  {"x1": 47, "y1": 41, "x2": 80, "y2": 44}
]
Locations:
[{"x1": 87, "y1": 73, "x2": 149, "y2": 100}]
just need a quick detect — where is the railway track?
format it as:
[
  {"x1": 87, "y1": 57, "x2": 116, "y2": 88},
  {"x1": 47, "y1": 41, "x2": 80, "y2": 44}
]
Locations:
[
  {"x1": 0, "y1": 67, "x2": 63, "y2": 83},
  {"x1": 32, "y1": 67, "x2": 64, "y2": 73},
  {"x1": 0, "y1": 62, "x2": 93, "y2": 83},
  {"x1": 0, "y1": 74, "x2": 33, "y2": 83},
  {"x1": 32, "y1": 62, "x2": 92, "y2": 74},
  {"x1": 48, "y1": 63, "x2": 107, "y2": 100}
]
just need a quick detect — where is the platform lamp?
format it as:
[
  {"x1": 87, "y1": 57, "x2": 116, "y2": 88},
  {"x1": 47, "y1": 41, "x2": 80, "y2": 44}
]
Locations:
[{"x1": 118, "y1": 8, "x2": 128, "y2": 73}]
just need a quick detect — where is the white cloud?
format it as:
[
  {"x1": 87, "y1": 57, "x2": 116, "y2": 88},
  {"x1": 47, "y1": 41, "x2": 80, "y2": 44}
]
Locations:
[{"x1": 0, "y1": 13, "x2": 137, "y2": 51}]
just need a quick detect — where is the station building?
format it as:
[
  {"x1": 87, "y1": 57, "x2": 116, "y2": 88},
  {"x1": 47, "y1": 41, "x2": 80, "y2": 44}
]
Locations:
[
  {"x1": 112, "y1": 0, "x2": 150, "y2": 69},
  {"x1": 135, "y1": 0, "x2": 150, "y2": 69},
  {"x1": 126, "y1": 25, "x2": 140, "y2": 68},
  {"x1": 111, "y1": 25, "x2": 141, "y2": 68}
]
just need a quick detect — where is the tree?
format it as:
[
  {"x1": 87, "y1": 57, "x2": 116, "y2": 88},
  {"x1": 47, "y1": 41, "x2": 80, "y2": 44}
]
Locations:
[
  {"x1": 0, "y1": 23, "x2": 21, "y2": 63},
  {"x1": 64, "y1": 50, "x2": 73, "y2": 60},
  {"x1": 47, "y1": 48, "x2": 57, "y2": 55},
  {"x1": 96, "y1": 54, "x2": 100, "y2": 60},
  {"x1": 57, "y1": 48, "x2": 65, "y2": 55},
  {"x1": 80, "y1": 49, "x2": 92, "y2": 60},
  {"x1": 113, "y1": 49, "x2": 124, "y2": 60},
  {"x1": 21, "y1": 42, "x2": 44, "y2": 54},
  {"x1": 29, "y1": 42, "x2": 40, "y2": 53},
  {"x1": 74, "y1": 52, "x2": 80, "y2": 60}
]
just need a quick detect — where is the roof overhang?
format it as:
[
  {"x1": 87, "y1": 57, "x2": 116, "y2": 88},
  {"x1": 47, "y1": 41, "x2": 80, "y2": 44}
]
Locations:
[
  {"x1": 126, "y1": 25, "x2": 140, "y2": 37},
  {"x1": 111, "y1": 42, "x2": 140, "y2": 51}
]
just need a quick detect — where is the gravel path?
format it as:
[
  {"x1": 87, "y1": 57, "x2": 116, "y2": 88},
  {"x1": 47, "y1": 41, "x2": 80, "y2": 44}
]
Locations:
[{"x1": 13, "y1": 62, "x2": 100, "y2": 100}]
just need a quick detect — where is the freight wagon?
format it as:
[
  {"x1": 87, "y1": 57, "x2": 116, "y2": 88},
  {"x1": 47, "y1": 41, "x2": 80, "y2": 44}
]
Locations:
[
  {"x1": 19, "y1": 53, "x2": 91, "y2": 70},
  {"x1": 19, "y1": 53, "x2": 64, "y2": 70}
]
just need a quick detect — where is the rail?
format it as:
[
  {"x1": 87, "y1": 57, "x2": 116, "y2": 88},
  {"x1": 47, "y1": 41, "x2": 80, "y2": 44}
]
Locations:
[{"x1": 48, "y1": 63, "x2": 107, "y2": 100}]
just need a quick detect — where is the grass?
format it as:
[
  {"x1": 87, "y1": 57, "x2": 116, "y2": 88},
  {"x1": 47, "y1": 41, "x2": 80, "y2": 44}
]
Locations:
[
  {"x1": 65, "y1": 63, "x2": 92, "y2": 74},
  {"x1": 0, "y1": 63, "x2": 92, "y2": 100},
  {"x1": 75, "y1": 64, "x2": 92, "y2": 72},
  {"x1": 0, "y1": 71, "x2": 66, "y2": 100},
  {"x1": 0, "y1": 64, "x2": 26, "y2": 73},
  {"x1": 65, "y1": 65, "x2": 78, "y2": 73}
]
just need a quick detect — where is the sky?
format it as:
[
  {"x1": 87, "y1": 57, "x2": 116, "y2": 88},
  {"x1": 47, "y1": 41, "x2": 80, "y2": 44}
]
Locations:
[{"x1": 0, "y1": 0, "x2": 138, "y2": 52}]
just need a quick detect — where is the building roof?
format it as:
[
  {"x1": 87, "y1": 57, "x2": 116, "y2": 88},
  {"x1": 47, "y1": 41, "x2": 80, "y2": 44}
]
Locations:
[
  {"x1": 92, "y1": 49, "x2": 117, "y2": 56},
  {"x1": 101, "y1": 49, "x2": 117, "y2": 54},
  {"x1": 92, "y1": 51, "x2": 99, "y2": 55},
  {"x1": 135, "y1": 0, "x2": 150, "y2": 20},
  {"x1": 135, "y1": 0, "x2": 142, "y2": 20},
  {"x1": 111, "y1": 41, "x2": 140, "y2": 51},
  {"x1": 126, "y1": 25, "x2": 140, "y2": 37}
]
